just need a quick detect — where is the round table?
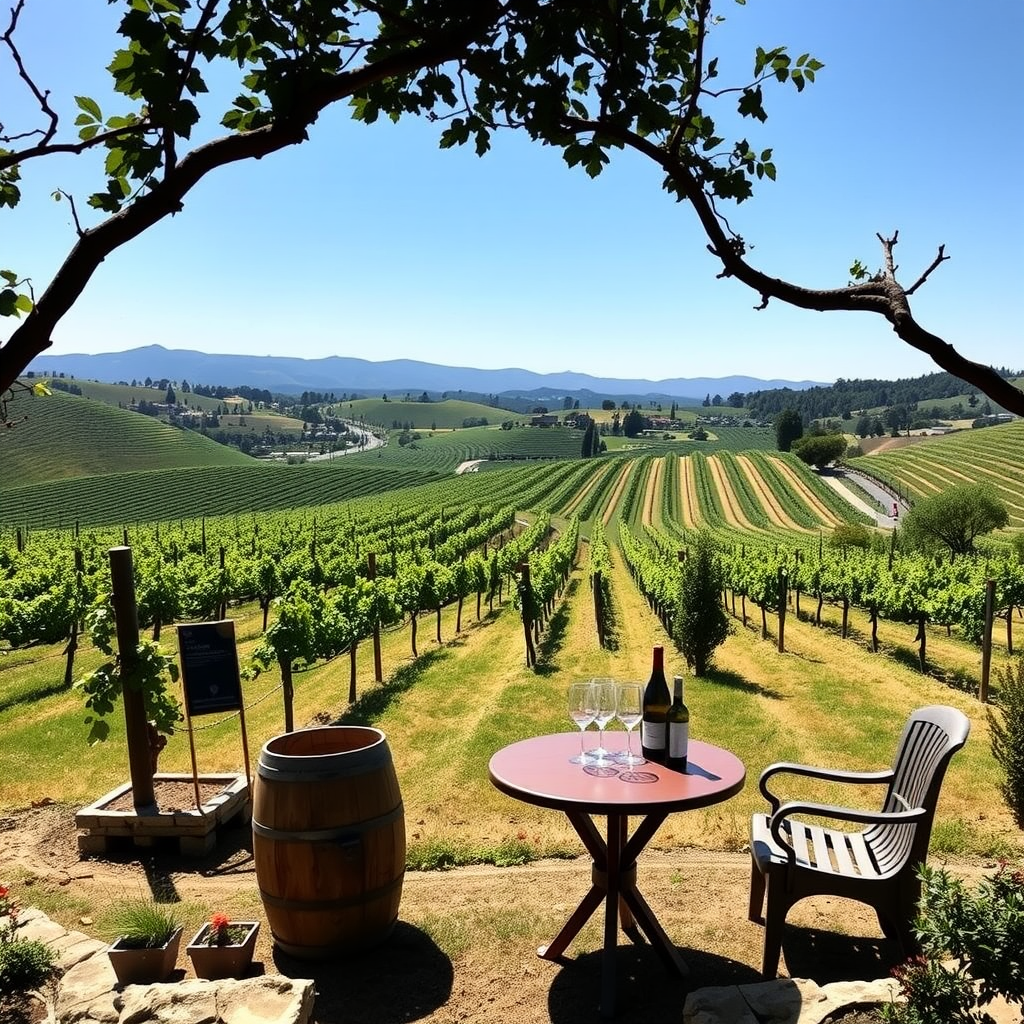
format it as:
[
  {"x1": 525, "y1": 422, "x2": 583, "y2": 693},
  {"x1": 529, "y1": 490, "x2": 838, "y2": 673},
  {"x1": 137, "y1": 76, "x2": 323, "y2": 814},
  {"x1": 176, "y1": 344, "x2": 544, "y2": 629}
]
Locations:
[{"x1": 489, "y1": 732, "x2": 745, "y2": 1016}]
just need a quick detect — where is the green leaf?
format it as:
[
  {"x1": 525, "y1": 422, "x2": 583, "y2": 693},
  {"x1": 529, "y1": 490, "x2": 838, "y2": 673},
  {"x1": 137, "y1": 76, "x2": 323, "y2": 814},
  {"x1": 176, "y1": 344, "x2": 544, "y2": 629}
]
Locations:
[
  {"x1": 737, "y1": 86, "x2": 766, "y2": 122},
  {"x1": 75, "y1": 95, "x2": 102, "y2": 121},
  {"x1": 78, "y1": 125, "x2": 99, "y2": 142},
  {"x1": 0, "y1": 288, "x2": 19, "y2": 316},
  {"x1": 0, "y1": 270, "x2": 16, "y2": 286},
  {"x1": 14, "y1": 293, "x2": 33, "y2": 313}
]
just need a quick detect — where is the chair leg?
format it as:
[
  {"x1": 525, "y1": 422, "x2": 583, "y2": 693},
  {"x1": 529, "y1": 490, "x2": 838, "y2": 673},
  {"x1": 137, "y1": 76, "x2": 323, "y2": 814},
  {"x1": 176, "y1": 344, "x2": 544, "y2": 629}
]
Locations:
[
  {"x1": 876, "y1": 909, "x2": 899, "y2": 943},
  {"x1": 748, "y1": 858, "x2": 766, "y2": 923},
  {"x1": 761, "y1": 882, "x2": 789, "y2": 979}
]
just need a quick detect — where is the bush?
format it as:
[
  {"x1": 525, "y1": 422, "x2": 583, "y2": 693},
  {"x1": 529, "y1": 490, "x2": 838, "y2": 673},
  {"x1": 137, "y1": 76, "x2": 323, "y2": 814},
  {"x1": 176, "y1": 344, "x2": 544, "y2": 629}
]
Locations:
[
  {"x1": 829, "y1": 523, "x2": 873, "y2": 550},
  {"x1": 0, "y1": 937, "x2": 58, "y2": 996},
  {"x1": 990, "y1": 657, "x2": 1024, "y2": 826},
  {"x1": 881, "y1": 863, "x2": 1024, "y2": 1023}
]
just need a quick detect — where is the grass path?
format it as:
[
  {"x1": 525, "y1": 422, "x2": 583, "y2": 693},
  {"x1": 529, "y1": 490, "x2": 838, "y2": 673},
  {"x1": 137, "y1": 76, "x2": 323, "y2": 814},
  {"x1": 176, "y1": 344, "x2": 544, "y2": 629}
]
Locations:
[
  {"x1": 678, "y1": 456, "x2": 699, "y2": 529},
  {"x1": 602, "y1": 461, "x2": 634, "y2": 526},
  {"x1": 641, "y1": 457, "x2": 663, "y2": 528}
]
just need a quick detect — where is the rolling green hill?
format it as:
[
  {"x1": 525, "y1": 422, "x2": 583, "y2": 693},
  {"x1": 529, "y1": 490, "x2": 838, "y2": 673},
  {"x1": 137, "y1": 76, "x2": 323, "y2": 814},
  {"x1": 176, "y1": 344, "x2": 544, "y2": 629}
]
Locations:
[
  {"x1": 850, "y1": 420, "x2": 1024, "y2": 528},
  {"x1": 343, "y1": 397, "x2": 510, "y2": 430},
  {"x1": 351, "y1": 425, "x2": 587, "y2": 471},
  {"x1": 0, "y1": 460, "x2": 441, "y2": 528},
  {"x1": 2, "y1": 390, "x2": 253, "y2": 489}
]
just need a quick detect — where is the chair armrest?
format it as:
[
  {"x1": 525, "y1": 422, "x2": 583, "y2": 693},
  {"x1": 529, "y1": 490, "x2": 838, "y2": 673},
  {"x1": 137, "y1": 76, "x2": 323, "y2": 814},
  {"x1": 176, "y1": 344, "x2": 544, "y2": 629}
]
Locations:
[
  {"x1": 759, "y1": 761, "x2": 895, "y2": 813},
  {"x1": 769, "y1": 800, "x2": 926, "y2": 867}
]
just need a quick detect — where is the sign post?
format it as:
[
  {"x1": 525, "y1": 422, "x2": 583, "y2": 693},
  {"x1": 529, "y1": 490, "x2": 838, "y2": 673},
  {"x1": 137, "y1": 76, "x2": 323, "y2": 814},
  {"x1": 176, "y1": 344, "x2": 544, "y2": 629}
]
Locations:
[{"x1": 176, "y1": 620, "x2": 250, "y2": 809}]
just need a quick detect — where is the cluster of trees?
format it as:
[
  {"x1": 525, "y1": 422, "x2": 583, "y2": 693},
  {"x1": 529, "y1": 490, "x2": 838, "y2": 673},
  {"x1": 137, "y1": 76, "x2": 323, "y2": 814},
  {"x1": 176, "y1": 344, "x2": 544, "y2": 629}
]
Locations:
[
  {"x1": 579, "y1": 416, "x2": 605, "y2": 458},
  {"x1": 192, "y1": 384, "x2": 275, "y2": 407},
  {"x1": 747, "y1": 371, "x2": 1020, "y2": 422}
]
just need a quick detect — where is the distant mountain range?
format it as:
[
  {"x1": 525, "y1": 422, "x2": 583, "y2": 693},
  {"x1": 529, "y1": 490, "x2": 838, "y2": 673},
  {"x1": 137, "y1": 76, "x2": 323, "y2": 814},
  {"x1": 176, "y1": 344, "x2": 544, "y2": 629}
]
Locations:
[{"x1": 28, "y1": 345, "x2": 825, "y2": 401}]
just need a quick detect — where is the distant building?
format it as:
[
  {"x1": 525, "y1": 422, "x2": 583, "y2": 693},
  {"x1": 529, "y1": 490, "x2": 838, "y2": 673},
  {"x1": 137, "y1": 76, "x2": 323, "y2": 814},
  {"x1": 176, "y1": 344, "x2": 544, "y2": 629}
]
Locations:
[{"x1": 530, "y1": 414, "x2": 559, "y2": 427}]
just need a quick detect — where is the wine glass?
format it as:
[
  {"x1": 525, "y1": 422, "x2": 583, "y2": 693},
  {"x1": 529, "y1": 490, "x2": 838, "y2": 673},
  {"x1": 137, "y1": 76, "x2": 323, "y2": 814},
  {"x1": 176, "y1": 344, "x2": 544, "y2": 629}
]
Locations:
[
  {"x1": 589, "y1": 678, "x2": 618, "y2": 765},
  {"x1": 567, "y1": 682, "x2": 597, "y2": 764},
  {"x1": 614, "y1": 683, "x2": 646, "y2": 766}
]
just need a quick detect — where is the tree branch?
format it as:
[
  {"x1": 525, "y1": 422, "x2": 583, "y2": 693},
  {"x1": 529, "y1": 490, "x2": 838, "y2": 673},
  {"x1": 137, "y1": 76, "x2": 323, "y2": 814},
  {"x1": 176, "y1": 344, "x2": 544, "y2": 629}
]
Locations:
[
  {"x1": 560, "y1": 115, "x2": 1024, "y2": 415},
  {"x1": 1, "y1": 0, "x2": 57, "y2": 148},
  {"x1": 0, "y1": 10, "x2": 500, "y2": 396}
]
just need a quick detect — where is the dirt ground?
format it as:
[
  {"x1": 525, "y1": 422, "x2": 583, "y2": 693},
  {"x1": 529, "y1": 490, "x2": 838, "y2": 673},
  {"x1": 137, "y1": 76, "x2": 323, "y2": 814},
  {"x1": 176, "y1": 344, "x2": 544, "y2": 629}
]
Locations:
[{"x1": 3, "y1": 802, "x2": 993, "y2": 1024}]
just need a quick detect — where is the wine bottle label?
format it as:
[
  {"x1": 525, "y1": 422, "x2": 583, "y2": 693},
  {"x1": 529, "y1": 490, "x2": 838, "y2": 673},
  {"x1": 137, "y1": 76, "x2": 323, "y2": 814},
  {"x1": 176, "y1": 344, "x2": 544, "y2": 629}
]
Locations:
[
  {"x1": 668, "y1": 722, "x2": 688, "y2": 758},
  {"x1": 642, "y1": 721, "x2": 666, "y2": 749}
]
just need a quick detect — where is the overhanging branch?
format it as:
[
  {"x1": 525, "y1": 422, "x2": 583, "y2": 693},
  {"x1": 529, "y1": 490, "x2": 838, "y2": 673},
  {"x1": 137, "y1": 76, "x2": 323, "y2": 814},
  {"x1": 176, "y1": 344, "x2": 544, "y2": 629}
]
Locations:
[{"x1": 561, "y1": 114, "x2": 1024, "y2": 416}]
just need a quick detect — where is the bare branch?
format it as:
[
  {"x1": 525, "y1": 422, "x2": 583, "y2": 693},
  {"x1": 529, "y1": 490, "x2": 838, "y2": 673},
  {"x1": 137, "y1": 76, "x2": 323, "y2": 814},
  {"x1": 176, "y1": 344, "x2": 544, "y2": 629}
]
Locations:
[
  {"x1": 0, "y1": 123, "x2": 155, "y2": 173},
  {"x1": 906, "y1": 245, "x2": 949, "y2": 296},
  {"x1": 560, "y1": 114, "x2": 1024, "y2": 415},
  {"x1": 2, "y1": 0, "x2": 58, "y2": 147},
  {"x1": 54, "y1": 190, "x2": 85, "y2": 237}
]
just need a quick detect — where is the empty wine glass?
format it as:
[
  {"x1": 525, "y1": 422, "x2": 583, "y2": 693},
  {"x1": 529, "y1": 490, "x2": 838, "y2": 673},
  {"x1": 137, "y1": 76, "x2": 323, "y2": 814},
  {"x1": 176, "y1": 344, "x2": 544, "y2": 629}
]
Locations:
[
  {"x1": 614, "y1": 683, "x2": 646, "y2": 766},
  {"x1": 589, "y1": 678, "x2": 618, "y2": 765},
  {"x1": 567, "y1": 682, "x2": 597, "y2": 764}
]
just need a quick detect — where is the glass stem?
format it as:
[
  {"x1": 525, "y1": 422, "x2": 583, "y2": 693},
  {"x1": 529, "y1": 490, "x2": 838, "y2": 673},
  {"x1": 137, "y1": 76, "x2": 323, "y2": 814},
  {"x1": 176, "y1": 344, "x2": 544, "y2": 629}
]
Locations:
[{"x1": 579, "y1": 727, "x2": 587, "y2": 757}]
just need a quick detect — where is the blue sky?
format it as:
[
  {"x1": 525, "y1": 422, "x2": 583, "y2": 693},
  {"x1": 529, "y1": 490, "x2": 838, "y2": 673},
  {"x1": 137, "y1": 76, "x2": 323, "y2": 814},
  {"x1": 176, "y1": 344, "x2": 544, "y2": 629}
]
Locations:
[{"x1": 4, "y1": 1, "x2": 1023, "y2": 385}]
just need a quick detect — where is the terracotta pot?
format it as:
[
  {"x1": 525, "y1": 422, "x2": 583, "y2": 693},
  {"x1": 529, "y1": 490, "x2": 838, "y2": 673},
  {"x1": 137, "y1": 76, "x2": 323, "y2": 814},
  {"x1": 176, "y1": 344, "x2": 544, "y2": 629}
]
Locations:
[
  {"x1": 186, "y1": 921, "x2": 260, "y2": 980},
  {"x1": 107, "y1": 926, "x2": 182, "y2": 985}
]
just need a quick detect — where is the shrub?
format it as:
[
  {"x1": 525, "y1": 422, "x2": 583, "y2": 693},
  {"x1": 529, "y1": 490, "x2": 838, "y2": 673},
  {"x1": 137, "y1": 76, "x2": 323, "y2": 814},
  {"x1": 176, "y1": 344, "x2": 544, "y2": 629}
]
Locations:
[
  {"x1": 0, "y1": 937, "x2": 58, "y2": 996},
  {"x1": 989, "y1": 657, "x2": 1024, "y2": 826},
  {"x1": 829, "y1": 523, "x2": 873, "y2": 550},
  {"x1": 881, "y1": 863, "x2": 1024, "y2": 1023}
]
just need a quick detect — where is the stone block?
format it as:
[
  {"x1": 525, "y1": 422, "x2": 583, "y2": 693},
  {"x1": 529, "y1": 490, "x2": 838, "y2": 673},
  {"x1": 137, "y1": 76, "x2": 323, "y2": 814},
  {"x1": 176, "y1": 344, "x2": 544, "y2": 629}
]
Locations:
[
  {"x1": 77, "y1": 833, "x2": 110, "y2": 857},
  {"x1": 179, "y1": 832, "x2": 216, "y2": 857}
]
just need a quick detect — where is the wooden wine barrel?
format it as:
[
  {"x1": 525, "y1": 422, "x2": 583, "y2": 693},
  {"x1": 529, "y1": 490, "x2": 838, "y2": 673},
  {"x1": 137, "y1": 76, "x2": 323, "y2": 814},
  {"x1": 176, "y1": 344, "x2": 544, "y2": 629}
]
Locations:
[{"x1": 252, "y1": 726, "x2": 405, "y2": 959}]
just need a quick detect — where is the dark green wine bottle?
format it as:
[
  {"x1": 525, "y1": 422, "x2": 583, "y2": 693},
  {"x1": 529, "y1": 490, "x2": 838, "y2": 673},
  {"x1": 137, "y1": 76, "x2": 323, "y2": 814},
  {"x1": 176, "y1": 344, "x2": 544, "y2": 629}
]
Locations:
[
  {"x1": 641, "y1": 646, "x2": 670, "y2": 763},
  {"x1": 667, "y1": 675, "x2": 689, "y2": 772}
]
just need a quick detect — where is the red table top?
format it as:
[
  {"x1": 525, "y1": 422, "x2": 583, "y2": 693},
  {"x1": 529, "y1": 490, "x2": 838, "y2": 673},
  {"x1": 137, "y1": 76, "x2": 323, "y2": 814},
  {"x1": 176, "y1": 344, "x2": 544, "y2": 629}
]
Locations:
[{"x1": 489, "y1": 732, "x2": 745, "y2": 816}]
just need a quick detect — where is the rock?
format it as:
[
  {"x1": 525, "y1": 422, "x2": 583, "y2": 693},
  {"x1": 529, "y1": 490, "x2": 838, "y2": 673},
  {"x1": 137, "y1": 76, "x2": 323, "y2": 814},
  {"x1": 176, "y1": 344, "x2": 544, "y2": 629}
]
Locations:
[
  {"x1": 738, "y1": 978, "x2": 811, "y2": 1023},
  {"x1": 116, "y1": 977, "x2": 315, "y2": 1024},
  {"x1": 684, "y1": 977, "x2": 899, "y2": 1024},
  {"x1": 798, "y1": 978, "x2": 900, "y2": 1024},
  {"x1": 55, "y1": 953, "x2": 119, "y2": 1024},
  {"x1": 683, "y1": 984, "x2": 761, "y2": 1024}
]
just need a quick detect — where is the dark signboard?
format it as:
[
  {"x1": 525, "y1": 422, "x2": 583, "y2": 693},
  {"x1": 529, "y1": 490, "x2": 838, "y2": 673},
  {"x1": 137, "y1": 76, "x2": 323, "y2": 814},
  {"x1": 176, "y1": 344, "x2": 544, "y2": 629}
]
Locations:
[{"x1": 176, "y1": 620, "x2": 243, "y2": 717}]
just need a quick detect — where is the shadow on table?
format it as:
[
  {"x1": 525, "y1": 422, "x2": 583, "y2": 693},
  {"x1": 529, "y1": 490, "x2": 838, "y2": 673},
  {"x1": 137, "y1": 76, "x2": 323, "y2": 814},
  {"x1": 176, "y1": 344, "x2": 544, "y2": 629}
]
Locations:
[
  {"x1": 547, "y1": 944, "x2": 762, "y2": 1024},
  {"x1": 271, "y1": 922, "x2": 452, "y2": 1024}
]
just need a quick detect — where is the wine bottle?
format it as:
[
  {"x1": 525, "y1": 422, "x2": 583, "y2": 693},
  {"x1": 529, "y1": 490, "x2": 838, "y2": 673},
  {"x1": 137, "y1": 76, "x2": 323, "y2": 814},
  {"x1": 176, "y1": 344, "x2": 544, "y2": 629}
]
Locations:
[
  {"x1": 667, "y1": 675, "x2": 689, "y2": 772},
  {"x1": 641, "y1": 646, "x2": 670, "y2": 763}
]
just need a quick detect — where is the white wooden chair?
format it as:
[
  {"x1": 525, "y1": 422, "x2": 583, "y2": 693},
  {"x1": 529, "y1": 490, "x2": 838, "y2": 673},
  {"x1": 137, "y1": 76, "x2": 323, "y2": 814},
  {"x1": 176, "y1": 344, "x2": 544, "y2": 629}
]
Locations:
[{"x1": 748, "y1": 705, "x2": 970, "y2": 978}]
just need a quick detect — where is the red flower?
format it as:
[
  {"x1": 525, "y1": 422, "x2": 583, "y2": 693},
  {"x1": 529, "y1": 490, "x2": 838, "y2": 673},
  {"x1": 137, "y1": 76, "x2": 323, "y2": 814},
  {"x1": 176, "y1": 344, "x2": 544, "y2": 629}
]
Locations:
[{"x1": 208, "y1": 912, "x2": 232, "y2": 944}]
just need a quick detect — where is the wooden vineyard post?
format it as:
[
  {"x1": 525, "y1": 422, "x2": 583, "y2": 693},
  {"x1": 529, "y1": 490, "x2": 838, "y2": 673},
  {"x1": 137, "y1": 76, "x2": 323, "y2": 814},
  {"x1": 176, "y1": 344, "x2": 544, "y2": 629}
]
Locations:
[
  {"x1": 519, "y1": 563, "x2": 537, "y2": 668},
  {"x1": 368, "y1": 552, "x2": 383, "y2": 682},
  {"x1": 593, "y1": 570, "x2": 604, "y2": 648},
  {"x1": 64, "y1": 547, "x2": 84, "y2": 688},
  {"x1": 980, "y1": 579, "x2": 995, "y2": 703},
  {"x1": 777, "y1": 568, "x2": 787, "y2": 654},
  {"x1": 108, "y1": 546, "x2": 157, "y2": 812}
]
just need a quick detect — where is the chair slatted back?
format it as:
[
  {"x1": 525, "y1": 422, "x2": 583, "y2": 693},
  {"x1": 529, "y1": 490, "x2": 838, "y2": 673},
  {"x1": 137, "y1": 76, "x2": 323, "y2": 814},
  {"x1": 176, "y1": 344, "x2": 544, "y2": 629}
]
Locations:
[{"x1": 864, "y1": 706, "x2": 970, "y2": 875}]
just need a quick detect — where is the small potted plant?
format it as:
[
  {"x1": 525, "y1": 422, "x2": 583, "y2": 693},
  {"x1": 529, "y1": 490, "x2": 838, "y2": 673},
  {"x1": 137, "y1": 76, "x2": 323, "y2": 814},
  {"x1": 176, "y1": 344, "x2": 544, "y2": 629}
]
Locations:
[
  {"x1": 186, "y1": 912, "x2": 260, "y2": 980},
  {"x1": 106, "y1": 898, "x2": 182, "y2": 985}
]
